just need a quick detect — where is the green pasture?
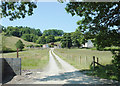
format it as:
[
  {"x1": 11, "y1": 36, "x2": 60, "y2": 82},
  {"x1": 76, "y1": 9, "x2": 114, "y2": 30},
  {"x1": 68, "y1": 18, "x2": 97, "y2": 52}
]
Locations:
[
  {"x1": 3, "y1": 49, "x2": 49, "y2": 70},
  {"x1": 54, "y1": 48, "x2": 113, "y2": 70}
]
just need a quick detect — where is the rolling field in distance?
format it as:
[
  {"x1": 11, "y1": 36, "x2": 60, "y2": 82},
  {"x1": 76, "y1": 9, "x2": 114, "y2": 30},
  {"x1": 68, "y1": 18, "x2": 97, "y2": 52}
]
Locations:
[{"x1": 3, "y1": 36, "x2": 38, "y2": 50}]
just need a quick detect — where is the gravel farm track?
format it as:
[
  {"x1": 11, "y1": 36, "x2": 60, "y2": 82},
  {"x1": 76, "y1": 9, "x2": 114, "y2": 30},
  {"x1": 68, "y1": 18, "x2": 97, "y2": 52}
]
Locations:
[{"x1": 7, "y1": 48, "x2": 119, "y2": 84}]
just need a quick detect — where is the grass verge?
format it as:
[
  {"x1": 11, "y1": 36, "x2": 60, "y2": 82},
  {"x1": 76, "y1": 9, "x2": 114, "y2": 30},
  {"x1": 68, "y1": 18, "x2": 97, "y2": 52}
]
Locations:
[{"x1": 3, "y1": 48, "x2": 49, "y2": 70}]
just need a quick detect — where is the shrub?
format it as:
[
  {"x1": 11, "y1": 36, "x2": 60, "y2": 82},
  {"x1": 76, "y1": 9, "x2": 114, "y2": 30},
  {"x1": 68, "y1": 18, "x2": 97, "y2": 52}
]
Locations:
[
  {"x1": 15, "y1": 40, "x2": 25, "y2": 50},
  {"x1": 27, "y1": 44, "x2": 33, "y2": 48},
  {"x1": 39, "y1": 44, "x2": 43, "y2": 47},
  {"x1": 2, "y1": 46, "x2": 16, "y2": 53},
  {"x1": 34, "y1": 45, "x2": 40, "y2": 47}
]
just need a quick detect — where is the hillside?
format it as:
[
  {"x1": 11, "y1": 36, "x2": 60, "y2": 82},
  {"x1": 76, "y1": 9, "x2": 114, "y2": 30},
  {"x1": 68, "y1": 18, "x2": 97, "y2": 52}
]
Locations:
[{"x1": 3, "y1": 35, "x2": 38, "y2": 50}]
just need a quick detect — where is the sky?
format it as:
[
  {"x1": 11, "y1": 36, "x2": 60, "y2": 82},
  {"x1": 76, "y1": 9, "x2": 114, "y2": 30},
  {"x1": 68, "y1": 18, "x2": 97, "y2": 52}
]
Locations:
[{"x1": 1, "y1": 2, "x2": 82, "y2": 33}]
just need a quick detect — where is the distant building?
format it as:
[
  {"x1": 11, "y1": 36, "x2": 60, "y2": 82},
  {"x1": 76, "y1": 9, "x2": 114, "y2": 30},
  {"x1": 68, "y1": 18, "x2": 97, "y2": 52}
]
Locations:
[
  {"x1": 82, "y1": 40, "x2": 94, "y2": 48},
  {"x1": 43, "y1": 44, "x2": 49, "y2": 48},
  {"x1": 58, "y1": 44, "x2": 61, "y2": 48}
]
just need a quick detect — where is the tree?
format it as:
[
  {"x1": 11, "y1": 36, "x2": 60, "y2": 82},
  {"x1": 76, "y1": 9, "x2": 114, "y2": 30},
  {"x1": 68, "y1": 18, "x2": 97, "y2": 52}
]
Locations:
[
  {"x1": 65, "y1": 2, "x2": 119, "y2": 28},
  {"x1": 61, "y1": 33, "x2": 72, "y2": 48},
  {"x1": 21, "y1": 34, "x2": 38, "y2": 42},
  {"x1": 1, "y1": 2, "x2": 37, "y2": 21},
  {"x1": 36, "y1": 29, "x2": 42, "y2": 36},
  {"x1": 65, "y1": 2, "x2": 120, "y2": 80},
  {"x1": 43, "y1": 29, "x2": 64, "y2": 36},
  {"x1": 55, "y1": 36, "x2": 62, "y2": 42},
  {"x1": 15, "y1": 40, "x2": 24, "y2": 50},
  {"x1": 46, "y1": 35, "x2": 55, "y2": 43},
  {"x1": 5, "y1": 26, "x2": 20, "y2": 37},
  {"x1": 65, "y1": 2, "x2": 119, "y2": 41},
  {"x1": 4, "y1": 26, "x2": 42, "y2": 37},
  {"x1": 36, "y1": 36, "x2": 46, "y2": 44},
  {"x1": 71, "y1": 31, "x2": 83, "y2": 48}
]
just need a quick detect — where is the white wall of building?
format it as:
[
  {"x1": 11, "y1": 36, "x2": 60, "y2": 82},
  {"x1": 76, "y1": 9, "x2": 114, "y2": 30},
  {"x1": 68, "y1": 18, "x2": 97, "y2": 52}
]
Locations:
[{"x1": 82, "y1": 40, "x2": 94, "y2": 48}]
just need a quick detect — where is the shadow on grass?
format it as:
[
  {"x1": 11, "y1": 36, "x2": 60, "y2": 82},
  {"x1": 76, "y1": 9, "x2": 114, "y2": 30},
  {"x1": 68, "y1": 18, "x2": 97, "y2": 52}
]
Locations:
[
  {"x1": 1, "y1": 49, "x2": 26, "y2": 53},
  {"x1": 80, "y1": 64, "x2": 119, "y2": 82}
]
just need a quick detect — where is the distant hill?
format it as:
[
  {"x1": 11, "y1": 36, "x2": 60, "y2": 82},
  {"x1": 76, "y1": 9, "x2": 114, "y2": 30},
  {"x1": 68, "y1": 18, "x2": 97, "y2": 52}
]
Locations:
[{"x1": 3, "y1": 35, "x2": 38, "y2": 50}]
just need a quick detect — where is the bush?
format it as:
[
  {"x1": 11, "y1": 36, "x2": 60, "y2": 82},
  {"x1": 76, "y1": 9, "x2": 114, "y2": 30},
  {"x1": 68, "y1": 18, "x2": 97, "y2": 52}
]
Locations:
[
  {"x1": 39, "y1": 44, "x2": 43, "y2": 47},
  {"x1": 48, "y1": 45, "x2": 54, "y2": 48},
  {"x1": 2, "y1": 46, "x2": 16, "y2": 53},
  {"x1": 15, "y1": 40, "x2": 25, "y2": 50},
  {"x1": 34, "y1": 45, "x2": 40, "y2": 47},
  {"x1": 48, "y1": 44, "x2": 51, "y2": 48},
  {"x1": 104, "y1": 47, "x2": 120, "y2": 51},
  {"x1": 27, "y1": 44, "x2": 33, "y2": 48}
]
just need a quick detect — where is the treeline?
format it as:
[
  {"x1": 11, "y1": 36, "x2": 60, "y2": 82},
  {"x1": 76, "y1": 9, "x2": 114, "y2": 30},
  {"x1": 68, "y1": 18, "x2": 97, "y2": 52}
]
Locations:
[
  {"x1": 2, "y1": 26, "x2": 64, "y2": 44},
  {"x1": 2, "y1": 26, "x2": 42, "y2": 37},
  {"x1": 1, "y1": 26, "x2": 92, "y2": 48},
  {"x1": 43, "y1": 29, "x2": 64, "y2": 36},
  {"x1": 61, "y1": 30, "x2": 89, "y2": 48},
  {"x1": 60, "y1": 28, "x2": 120, "y2": 51}
]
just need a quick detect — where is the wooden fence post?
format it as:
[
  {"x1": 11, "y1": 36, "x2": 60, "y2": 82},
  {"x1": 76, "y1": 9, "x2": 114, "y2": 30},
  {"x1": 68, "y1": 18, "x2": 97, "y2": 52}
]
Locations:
[{"x1": 93, "y1": 56, "x2": 95, "y2": 70}]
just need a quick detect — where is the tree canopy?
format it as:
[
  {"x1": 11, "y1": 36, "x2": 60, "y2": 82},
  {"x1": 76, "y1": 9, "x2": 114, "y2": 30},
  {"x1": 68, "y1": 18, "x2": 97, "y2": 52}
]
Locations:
[
  {"x1": 3, "y1": 26, "x2": 42, "y2": 37},
  {"x1": 36, "y1": 36, "x2": 46, "y2": 44},
  {"x1": 46, "y1": 35, "x2": 55, "y2": 43},
  {"x1": 15, "y1": 40, "x2": 24, "y2": 50},
  {"x1": 65, "y1": 2, "x2": 120, "y2": 80},
  {"x1": 43, "y1": 29, "x2": 64, "y2": 36},
  {"x1": 65, "y1": 2, "x2": 120, "y2": 48},
  {"x1": 61, "y1": 33, "x2": 72, "y2": 48},
  {"x1": 1, "y1": 2, "x2": 37, "y2": 21},
  {"x1": 65, "y1": 2, "x2": 119, "y2": 31}
]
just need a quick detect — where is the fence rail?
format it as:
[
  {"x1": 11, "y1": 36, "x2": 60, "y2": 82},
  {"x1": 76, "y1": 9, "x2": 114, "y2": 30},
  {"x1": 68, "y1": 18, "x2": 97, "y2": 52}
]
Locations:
[{"x1": 90, "y1": 56, "x2": 104, "y2": 70}]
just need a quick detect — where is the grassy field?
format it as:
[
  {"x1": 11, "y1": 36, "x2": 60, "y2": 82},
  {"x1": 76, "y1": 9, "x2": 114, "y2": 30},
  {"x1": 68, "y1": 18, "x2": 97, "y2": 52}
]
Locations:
[
  {"x1": 0, "y1": 35, "x2": 49, "y2": 70},
  {"x1": 3, "y1": 49, "x2": 49, "y2": 70},
  {"x1": 2, "y1": 35, "x2": 38, "y2": 50},
  {"x1": 54, "y1": 48, "x2": 113, "y2": 70}
]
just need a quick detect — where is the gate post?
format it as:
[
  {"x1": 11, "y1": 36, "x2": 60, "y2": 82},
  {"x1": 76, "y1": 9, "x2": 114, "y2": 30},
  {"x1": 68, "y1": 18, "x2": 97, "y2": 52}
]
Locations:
[{"x1": 93, "y1": 56, "x2": 95, "y2": 70}]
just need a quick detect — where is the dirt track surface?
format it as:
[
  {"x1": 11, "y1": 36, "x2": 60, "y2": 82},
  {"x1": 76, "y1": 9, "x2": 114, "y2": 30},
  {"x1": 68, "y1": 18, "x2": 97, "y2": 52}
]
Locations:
[{"x1": 7, "y1": 49, "x2": 119, "y2": 84}]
